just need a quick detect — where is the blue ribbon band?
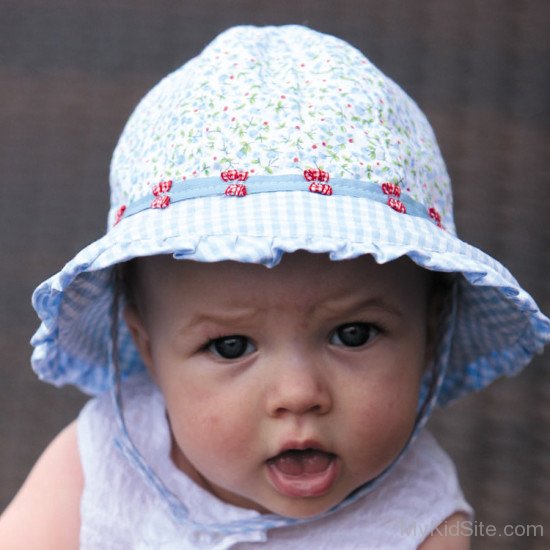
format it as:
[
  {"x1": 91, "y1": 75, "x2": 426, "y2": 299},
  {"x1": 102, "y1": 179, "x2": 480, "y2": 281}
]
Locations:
[{"x1": 122, "y1": 175, "x2": 434, "y2": 224}]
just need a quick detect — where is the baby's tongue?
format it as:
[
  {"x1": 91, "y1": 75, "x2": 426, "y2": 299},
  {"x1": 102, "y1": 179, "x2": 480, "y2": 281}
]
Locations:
[{"x1": 270, "y1": 449, "x2": 332, "y2": 476}]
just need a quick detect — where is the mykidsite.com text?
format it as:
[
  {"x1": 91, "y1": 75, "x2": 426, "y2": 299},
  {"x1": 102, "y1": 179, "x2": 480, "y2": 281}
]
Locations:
[{"x1": 394, "y1": 519, "x2": 543, "y2": 539}]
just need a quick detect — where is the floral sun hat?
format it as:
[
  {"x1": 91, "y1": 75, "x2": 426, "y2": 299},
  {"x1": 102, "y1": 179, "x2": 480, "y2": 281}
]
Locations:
[{"x1": 32, "y1": 25, "x2": 549, "y2": 410}]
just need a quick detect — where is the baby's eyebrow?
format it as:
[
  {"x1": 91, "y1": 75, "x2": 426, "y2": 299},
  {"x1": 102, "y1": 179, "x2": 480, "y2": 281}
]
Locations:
[
  {"x1": 180, "y1": 308, "x2": 262, "y2": 332},
  {"x1": 316, "y1": 296, "x2": 405, "y2": 319}
]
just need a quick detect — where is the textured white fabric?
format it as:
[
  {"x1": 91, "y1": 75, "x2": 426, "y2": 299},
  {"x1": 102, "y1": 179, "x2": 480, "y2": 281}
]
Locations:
[{"x1": 78, "y1": 373, "x2": 472, "y2": 549}]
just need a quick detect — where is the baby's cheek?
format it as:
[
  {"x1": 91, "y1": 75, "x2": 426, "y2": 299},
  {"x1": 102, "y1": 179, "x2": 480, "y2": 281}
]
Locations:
[
  {"x1": 347, "y1": 390, "x2": 417, "y2": 453},
  {"x1": 176, "y1": 405, "x2": 252, "y2": 459},
  {"x1": 372, "y1": 369, "x2": 422, "y2": 415}
]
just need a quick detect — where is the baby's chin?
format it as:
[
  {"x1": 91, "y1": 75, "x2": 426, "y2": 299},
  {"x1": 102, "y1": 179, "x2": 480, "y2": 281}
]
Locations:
[
  {"x1": 255, "y1": 493, "x2": 350, "y2": 520},
  {"x1": 208, "y1": 486, "x2": 342, "y2": 520},
  {"x1": 251, "y1": 484, "x2": 365, "y2": 520}
]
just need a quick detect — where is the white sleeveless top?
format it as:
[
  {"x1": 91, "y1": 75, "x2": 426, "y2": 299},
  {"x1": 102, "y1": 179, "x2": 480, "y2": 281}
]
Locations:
[{"x1": 77, "y1": 374, "x2": 472, "y2": 549}]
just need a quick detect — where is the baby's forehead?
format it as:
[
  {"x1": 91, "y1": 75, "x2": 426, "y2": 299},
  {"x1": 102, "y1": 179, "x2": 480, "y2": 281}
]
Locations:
[{"x1": 132, "y1": 251, "x2": 432, "y2": 310}]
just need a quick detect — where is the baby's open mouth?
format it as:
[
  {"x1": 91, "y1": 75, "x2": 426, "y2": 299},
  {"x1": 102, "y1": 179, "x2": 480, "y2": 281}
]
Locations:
[
  {"x1": 267, "y1": 449, "x2": 335, "y2": 475},
  {"x1": 266, "y1": 448, "x2": 339, "y2": 498}
]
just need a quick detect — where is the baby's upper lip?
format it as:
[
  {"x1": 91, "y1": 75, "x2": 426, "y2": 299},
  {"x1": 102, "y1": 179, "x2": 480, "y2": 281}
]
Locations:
[{"x1": 269, "y1": 439, "x2": 333, "y2": 459}]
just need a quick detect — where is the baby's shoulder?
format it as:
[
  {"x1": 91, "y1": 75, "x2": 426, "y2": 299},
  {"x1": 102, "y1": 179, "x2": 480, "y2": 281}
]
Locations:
[{"x1": 0, "y1": 421, "x2": 82, "y2": 549}]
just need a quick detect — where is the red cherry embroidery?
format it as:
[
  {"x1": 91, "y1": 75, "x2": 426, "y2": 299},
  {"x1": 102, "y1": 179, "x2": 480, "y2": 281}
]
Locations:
[
  {"x1": 381, "y1": 182, "x2": 401, "y2": 197},
  {"x1": 151, "y1": 195, "x2": 171, "y2": 209},
  {"x1": 308, "y1": 182, "x2": 333, "y2": 196},
  {"x1": 387, "y1": 197, "x2": 406, "y2": 214},
  {"x1": 224, "y1": 183, "x2": 247, "y2": 197},
  {"x1": 303, "y1": 169, "x2": 330, "y2": 183},
  {"x1": 428, "y1": 207, "x2": 444, "y2": 229},
  {"x1": 221, "y1": 169, "x2": 249, "y2": 182},
  {"x1": 152, "y1": 180, "x2": 173, "y2": 196},
  {"x1": 114, "y1": 205, "x2": 126, "y2": 225}
]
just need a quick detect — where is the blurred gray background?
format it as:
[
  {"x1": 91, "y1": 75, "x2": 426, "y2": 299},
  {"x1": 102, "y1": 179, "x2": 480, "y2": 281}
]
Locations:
[{"x1": 0, "y1": 1, "x2": 548, "y2": 548}]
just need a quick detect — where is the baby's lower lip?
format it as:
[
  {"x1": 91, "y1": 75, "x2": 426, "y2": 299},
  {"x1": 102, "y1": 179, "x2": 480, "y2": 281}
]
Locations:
[{"x1": 266, "y1": 449, "x2": 339, "y2": 498}]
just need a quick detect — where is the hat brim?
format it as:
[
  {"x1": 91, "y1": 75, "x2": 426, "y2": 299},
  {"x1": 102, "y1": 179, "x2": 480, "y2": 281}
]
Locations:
[{"x1": 31, "y1": 191, "x2": 550, "y2": 403}]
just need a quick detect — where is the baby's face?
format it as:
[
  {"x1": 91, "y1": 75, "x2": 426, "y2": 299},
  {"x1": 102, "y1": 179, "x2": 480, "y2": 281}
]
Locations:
[{"x1": 126, "y1": 252, "x2": 435, "y2": 518}]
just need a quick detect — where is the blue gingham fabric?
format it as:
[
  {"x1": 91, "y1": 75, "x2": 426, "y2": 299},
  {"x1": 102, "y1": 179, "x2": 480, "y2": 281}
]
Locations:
[
  {"x1": 31, "y1": 25, "x2": 549, "y2": 408},
  {"x1": 31, "y1": 193, "x2": 549, "y2": 406}
]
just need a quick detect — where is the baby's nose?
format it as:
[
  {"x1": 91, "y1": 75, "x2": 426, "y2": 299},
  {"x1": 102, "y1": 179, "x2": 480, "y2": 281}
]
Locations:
[{"x1": 265, "y1": 355, "x2": 333, "y2": 417}]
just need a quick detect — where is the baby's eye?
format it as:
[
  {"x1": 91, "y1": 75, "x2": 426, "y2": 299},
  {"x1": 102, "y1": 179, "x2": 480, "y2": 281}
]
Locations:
[
  {"x1": 207, "y1": 336, "x2": 256, "y2": 359},
  {"x1": 330, "y1": 322, "x2": 379, "y2": 348}
]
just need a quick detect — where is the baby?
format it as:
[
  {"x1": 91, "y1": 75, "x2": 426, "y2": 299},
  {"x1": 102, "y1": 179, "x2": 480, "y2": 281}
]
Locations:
[{"x1": 1, "y1": 25, "x2": 548, "y2": 549}]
